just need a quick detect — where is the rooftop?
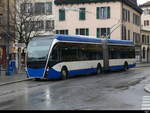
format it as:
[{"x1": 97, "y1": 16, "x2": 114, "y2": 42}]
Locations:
[
  {"x1": 140, "y1": 1, "x2": 150, "y2": 8},
  {"x1": 55, "y1": 0, "x2": 142, "y2": 14}
]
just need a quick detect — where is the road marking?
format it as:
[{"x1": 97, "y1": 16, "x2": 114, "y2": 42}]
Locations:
[
  {"x1": 142, "y1": 96, "x2": 150, "y2": 110},
  {"x1": 142, "y1": 101, "x2": 150, "y2": 104}
]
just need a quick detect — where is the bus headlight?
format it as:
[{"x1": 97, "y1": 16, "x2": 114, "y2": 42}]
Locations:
[{"x1": 46, "y1": 68, "x2": 49, "y2": 72}]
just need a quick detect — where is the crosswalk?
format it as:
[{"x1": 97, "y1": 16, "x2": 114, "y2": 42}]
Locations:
[{"x1": 142, "y1": 96, "x2": 150, "y2": 110}]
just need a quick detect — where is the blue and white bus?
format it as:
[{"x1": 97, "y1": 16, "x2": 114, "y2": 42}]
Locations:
[{"x1": 26, "y1": 35, "x2": 136, "y2": 80}]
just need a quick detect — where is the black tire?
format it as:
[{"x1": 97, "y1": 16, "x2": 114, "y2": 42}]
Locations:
[
  {"x1": 61, "y1": 67, "x2": 68, "y2": 80},
  {"x1": 34, "y1": 78, "x2": 41, "y2": 81},
  {"x1": 124, "y1": 63, "x2": 128, "y2": 71},
  {"x1": 96, "y1": 65, "x2": 102, "y2": 75}
]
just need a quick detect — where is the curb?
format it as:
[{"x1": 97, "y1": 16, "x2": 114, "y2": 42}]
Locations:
[
  {"x1": 135, "y1": 65, "x2": 150, "y2": 68},
  {"x1": 144, "y1": 84, "x2": 150, "y2": 93},
  {"x1": 0, "y1": 78, "x2": 32, "y2": 86}
]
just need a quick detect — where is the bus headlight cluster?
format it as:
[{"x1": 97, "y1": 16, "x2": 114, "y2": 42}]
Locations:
[
  {"x1": 46, "y1": 68, "x2": 49, "y2": 72},
  {"x1": 45, "y1": 68, "x2": 49, "y2": 76}
]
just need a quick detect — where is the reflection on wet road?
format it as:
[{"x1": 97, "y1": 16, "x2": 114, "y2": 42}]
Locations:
[{"x1": 0, "y1": 67, "x2": 150, "y2": 110}]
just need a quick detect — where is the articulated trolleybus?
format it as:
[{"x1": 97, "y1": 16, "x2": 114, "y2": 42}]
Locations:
[{"x1": 26, "y1": 35, "x2": 136, "y2": 80}]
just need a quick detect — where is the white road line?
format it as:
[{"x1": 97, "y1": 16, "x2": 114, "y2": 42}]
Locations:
[
  {"x1": 143, "y1": 96, "x2": 150, "y2": 98},
  {"x1": 142, "y1": 104, "x2": 150, "y2": 107},
  {"x1": 143, "y1": 98, "x2": 150, "y2": 101},
  {"x1": 142, "y1": 96, "x2": 150, "y2": 110},
  {"x1": 142, "y1": 101, "x2": 150, "y2": 104},
  {"x1": 142, "y1": 108, "x2": 150, "y2": 110}
]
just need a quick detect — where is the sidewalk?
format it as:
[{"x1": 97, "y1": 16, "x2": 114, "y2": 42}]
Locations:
[
  {"x1": 136, "y1": 62, "x2": 150, "y2": 68},
  {"x1": 0, "y1": 70, "x2": 30, "y2": 86},
  {"x1": 136, "y1": 63, "x2": 150, "y2": 93}
]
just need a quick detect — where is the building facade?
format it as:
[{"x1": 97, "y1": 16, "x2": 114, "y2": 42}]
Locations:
[
  {"x1": 141, "y1": 30, "x2": 150, "y2": 63},
  {"x1": 16, "y1": 0, "x2": 55, "y2": 37},
  {"x1": 140, "y1": 1, "x2": 150, "y2": 63},
  {"x1": 54, "y1": 0, "x2": 142, "y2": 62},
  {"x1": 0, "y1": 0, "x2": 16, "y2": 69}
]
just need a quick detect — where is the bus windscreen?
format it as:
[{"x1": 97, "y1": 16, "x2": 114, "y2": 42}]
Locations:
[{"x1": 27, "y1": 38, "x2": 53, "y2": 62}]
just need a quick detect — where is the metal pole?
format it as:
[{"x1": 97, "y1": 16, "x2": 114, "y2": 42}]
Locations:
[
  {"x1": 6, "y1": 0, "x2": 10, "y2": 75},
  {"x1": 18, "y1": 47, "x2": 21, "y2": 73}
]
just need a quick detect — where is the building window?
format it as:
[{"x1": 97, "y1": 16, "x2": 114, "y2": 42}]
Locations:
[
  {"x1": 143, "y1": 47, "x2": 146, "y2": 59},
  {"x1": 0, "y1": 0, "x2": 3, "y2": 7},
  {"x1": 21, "y1": 2, "x2": 52, "y2": 16},
  {"x1": 24, "y1": 21, "x2": 32, "y2": 32},
  {"x1": 46, "y1": 20, "x2": 54, "y2": 31},
  {"x1": 32, "y1": 21, "x2": 44, "y2": 31},
  {"x1": 79, "y1": 8, "x2": 86, "y2": 20},
  {"x1": 142, "y1": 35, "x2": 145, "y2": 44},
  {"x1": 144, "y1": 20, "x2": 149, "y2": 26},
  {"x1": 45, "y1": 2, "x2": 52, "y2": 15},
  {"x1": 0, "y1": 15, "x2": 2, "y2": 25},
  {"x1": 133, "y1": 13, "x2": 140, "y2": 26},
  {"x1": 128, "y1": 30, "x2": 130, "y2": 40},
  {"x1": 34, "y1": 3, "x2": 45, "y2": 15},
  {"x1": 56, "y1": 30, "x2": 68, "y2": 35},
  {"x1": 76, "y1": 28, "x2": 89, "y2": 36},
  {"x1": 123, "y1": 9, "x2": 130, "y2": 22},
  {"x1": 123, "y1": 8, "x2": 127, "y2": 22},
  {"x1": 59, "y1": 9, "x2": 65, "y2": 21},
  {"x1": 97, "y1": 28, "x2": 110, "y2": 38},
  {"x1": 136, "y1": 33, "x2": 140, "y2": 44},
  {"x1": 147, "y1": 35, "x2": 150, "y2": 44},
  {"x1": 133, "y1": 32, "x2": 140, "y2": 44},
  {"x1": 97, "y1": 7, "x2": 110, "y2": 19},
  {"x1": 144, "y1": 9, "x2": 150, "y2": 15},
  {"x1": 128, "y1": 10, "x2": 130, "y2": 22},
  {"x1": 21, "y1": 3, "x2": 33, "y2": 15},
  {"x1": 122, "y1": 25, "x2": 126, "y2": 40}
]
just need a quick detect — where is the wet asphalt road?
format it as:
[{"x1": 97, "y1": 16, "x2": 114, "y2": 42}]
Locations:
[{"x1": 0, "y1": 67, "x2": 150, "y2": 110}]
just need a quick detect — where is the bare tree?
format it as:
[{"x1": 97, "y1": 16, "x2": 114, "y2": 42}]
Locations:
[
  {"x1": 14, "y1": 0, "x2": 54, "y2": 47},
  {"x1": 2, "y1": 0, "x2": 54, "y2": 73},
  {"x1": 0, "y1": 0, "x2": 54, "y2": 47}
]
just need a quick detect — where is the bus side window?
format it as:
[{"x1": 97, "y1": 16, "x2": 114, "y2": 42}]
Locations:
[
  {"x1": 109, "y1": 47, "x2": 119, "y2": 59},
  {"x1": 78, "y1": 47, "x2": 88, "y2": 61},
  {"x1": 51, "y1": 46, "x2": 59, "y2": 61}
]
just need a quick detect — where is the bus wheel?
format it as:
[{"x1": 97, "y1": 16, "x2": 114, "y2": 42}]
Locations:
[
  {"x1": 61, "y1": 67, "x2": 68, "y2": 80},
  {"x1": 96, "y1": 65, "x2": 102, "y2": 75},
  {"x1": 34, "y1": 78, "x2": 41, "y2": 81},
  {"x1": 124, "y1": 63, "x2": 128, "y2": 71}
]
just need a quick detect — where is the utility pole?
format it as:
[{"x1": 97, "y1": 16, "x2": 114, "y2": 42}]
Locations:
[
  {"x1": 18, "y1": 47, "x2": 21, "y2": 73},
  {"x1": 6, "y1": 0, "x2": 10, "y2": 75}
]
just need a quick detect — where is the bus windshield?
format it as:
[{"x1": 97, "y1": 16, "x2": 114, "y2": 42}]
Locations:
[{"x1": 27, "y1": 37, "x2": 54, "y2": 62}]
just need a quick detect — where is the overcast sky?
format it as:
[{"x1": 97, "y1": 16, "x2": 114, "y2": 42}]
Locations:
[{"x1": 137, "y1": 0, "x2": 149, "y2": 5}]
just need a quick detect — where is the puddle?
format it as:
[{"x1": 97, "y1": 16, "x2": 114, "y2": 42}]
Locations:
[{"x1": 114, "y1": 76, "x2": 146, "y2": 90}]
